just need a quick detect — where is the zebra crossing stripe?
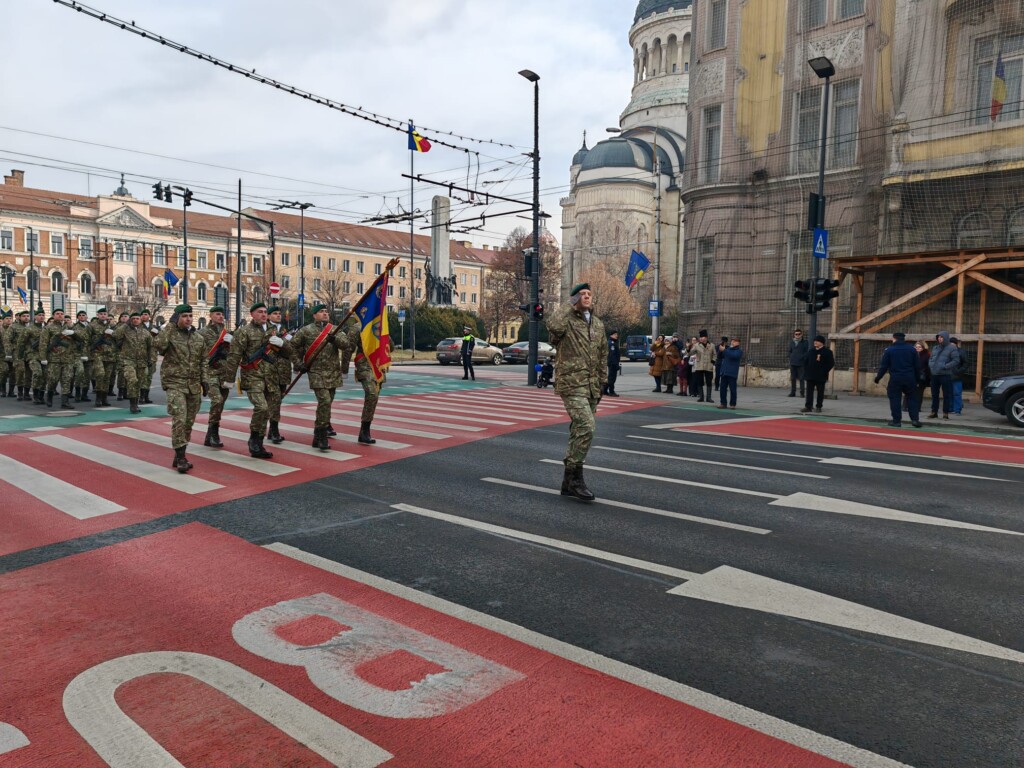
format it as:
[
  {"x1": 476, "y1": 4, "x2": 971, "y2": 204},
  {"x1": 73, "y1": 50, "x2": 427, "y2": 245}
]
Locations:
[
  {"x1": 0, "y1": 453, "x2": 125, "y2": 519},
  {"x1": 196, "y1": 425, "x2": 362, "y2": 462},
  {"x1": 30, "y1": 434, "x2": 223, "y2": 495},
  {"x1": 280, "y1": 410, "x2": 449, "y2": 440},
  {"x1": 107, "y1": 427, "x2": 300, "y2": 477},
  {"x1": 327, "y1": 406, "x2": 485, "y2": 432},
  {"x1": 219, "y1": 415, "x2": 411, "y2": 450},
  {"x1": 411, "y1": 397, "x2": 543, "y2": 421}
]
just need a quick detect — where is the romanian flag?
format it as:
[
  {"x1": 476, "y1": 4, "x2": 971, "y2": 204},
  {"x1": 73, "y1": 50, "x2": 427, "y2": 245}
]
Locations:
[
  {"x1": 408, "y1": 123, "x2": 432, "y2": 153},
  {"x1": 163, "y1": 268, "x2": 179, "y2": 299},
  {"x1": 992, "y1": 50, "x2": 1007, "y2": 121},
  {"x1": 624, "y1": 249, "x2": 651, "y2": 290},
  {"x1": 354, "y1": 272, "x2": 392, "y2": 382},
  {"x1": 17, "y1": 286, "x2": 27, "y2": 303}
]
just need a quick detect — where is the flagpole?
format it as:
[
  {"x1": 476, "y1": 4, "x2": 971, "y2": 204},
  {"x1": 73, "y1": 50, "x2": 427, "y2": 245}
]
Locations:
[{"x1": 408, "y1": 120, "x2": 417, "y2": 359}]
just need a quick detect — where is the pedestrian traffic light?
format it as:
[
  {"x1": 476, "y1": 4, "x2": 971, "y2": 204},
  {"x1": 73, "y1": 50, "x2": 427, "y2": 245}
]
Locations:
[
  {"x1": 794, "y1": 279, "x2": 812, "y2": 303},
  {"x1": 532, "y1": 302, "x2": 544, "y2": 320},
  {"x1": 152, "y1": 182, "x2": 164, "y2": 201},
  {"x1": 812, "y1": 278, "x2": 841, "y2": 312}
]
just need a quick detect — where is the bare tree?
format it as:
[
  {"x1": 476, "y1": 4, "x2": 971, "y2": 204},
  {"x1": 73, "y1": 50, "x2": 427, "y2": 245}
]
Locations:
[{"x1": 577, "y1": 259, "x2": 643, "y2": 331}]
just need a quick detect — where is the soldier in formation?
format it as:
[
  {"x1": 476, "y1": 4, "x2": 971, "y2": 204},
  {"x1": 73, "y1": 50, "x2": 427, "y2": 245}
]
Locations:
[
  {"x1": 20, "y1": 308, "x2": 47, "y2": 405},
  {"x1": 291, "y1": 303, "x2": 349, "y2": 451},
  {"x1": 71, "y1": 310, "x2": 92, "y2": 403},
  {"x1": 88, "y1": 307, "x2": 116, "y2": 407},
  {"x1": 198, "y1": 305, "x2": 232, "y2": 448},
  {"x1": 113, "y1": 312, "x2": 154, "y2": 414},
  {"x1": 40, "y1": 308, "x2": 86, "y2": 409},
  {"x1": 0, "y1": 310, "x2": 12, "y2": 397},
  {"x1": 114, "y1": 311, "x2": 129, "y2": 400},
  {"x1": 266, "y1": 305, "x2": 294, "y2": 444},
  {"x1": 10, "y1": 310, "x2": 29, "y2": 400},
  {"x1": 341, "y1": 317, "x2": 385, "y2": 445},
  {"x1": 139, "y1": 309, "x2": 159, "y2": 403},
  {"x1": 155, "y1": 304, "x2": 208, "y2": 473}
]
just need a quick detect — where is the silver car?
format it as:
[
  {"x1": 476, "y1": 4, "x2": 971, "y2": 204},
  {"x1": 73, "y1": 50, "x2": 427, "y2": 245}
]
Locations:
[{"x1": 436, "y1": 337, "x2": 504, "y2": 365}]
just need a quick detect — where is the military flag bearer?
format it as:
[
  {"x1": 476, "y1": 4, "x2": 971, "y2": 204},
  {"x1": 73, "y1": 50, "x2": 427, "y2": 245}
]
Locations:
[
  {"x1": 291, "y1": 303, "x2": 349, "y2": 451},
  {"x1": 198, "y1": 305, "x2": 233, "y2": 448}
]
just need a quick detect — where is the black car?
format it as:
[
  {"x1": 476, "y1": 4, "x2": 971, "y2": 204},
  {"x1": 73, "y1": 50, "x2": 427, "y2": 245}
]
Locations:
[
  {"x1": 502, "y1": 341, "x2": 556, "y2": 364},
  {"x1": 982, "y1": 372, "x2": 1024, "y2": 427}
]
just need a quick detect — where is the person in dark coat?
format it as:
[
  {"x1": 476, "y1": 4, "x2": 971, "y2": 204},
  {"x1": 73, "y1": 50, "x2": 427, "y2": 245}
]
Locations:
[
  {"x1": 787, "y1": 329, "x2": 809, "y2": 397},
  {"x1": 460, "y1": 326, "x2": 476, "y2": 381},
  {"x1": 716, "y1": 337, "x2": 743, "y2": 409},
  {"x1": 801, "y1": 335, "x2": 835, "y2": 413},
  {"x1": 927, "y1": 331, "x2": 960, "y2": 419},
  {"x1": 874, "y1": 331, "x2": 923, "y2": 427},
  {"x1": 950, "y1": 336, "x2": 968, "y2": 415},
  {"x1": 603, "y1": 331, "x2": 621, "y2": 397}
]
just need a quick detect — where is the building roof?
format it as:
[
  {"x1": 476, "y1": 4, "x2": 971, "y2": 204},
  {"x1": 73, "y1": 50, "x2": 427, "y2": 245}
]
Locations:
[
  {"x1": 634, "y1": 0, "x2": 691, "y2": 23},
  {"x1": 572, "y1": 137, "x2": 590, "y2": 166},
  {"x1": 0, "y1": 185, "x2": 97, "y2": 218},
  {"x1": 579, "y1": 137, "x2": 675, "y2": 176}
]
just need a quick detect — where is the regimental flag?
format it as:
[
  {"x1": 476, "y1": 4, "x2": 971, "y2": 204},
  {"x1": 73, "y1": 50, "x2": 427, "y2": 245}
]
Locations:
[
  {"x1": 163, "y1": 269, "x2": 179, "y2": 299},
  {"x1": 354, "y1": 272, "x2": 392, "y2": 383},
  {"x1": 624, "y1": 249, "x2": 651, "y2": 290},
  {"x1": 992, "y1": 49, "x2": 1007, "y2": 122},
  {"x1": 408, "y1": 123, "x2": 432, "y2": 153},
  {"x1": 17, "y1": 286, "x2": 27, "y2": 303}
]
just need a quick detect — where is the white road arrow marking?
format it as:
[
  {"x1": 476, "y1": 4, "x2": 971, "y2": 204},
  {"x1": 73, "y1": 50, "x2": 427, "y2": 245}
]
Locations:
[
  {"x1": 643, "y1": 415, "x2": 792, "y2": 430},
  {"x1": 817, "y1": 456, "x2": 1011, "y2": 481},
  {"x1": 846, "y1": 430, "x2": 956, "y2": 443},
  {"x1": 594, "y1": 445, "x2": 828, "y2": 478},
  {"x1": 669, "y1": 566, "x2": 1024, "y2": 665}
]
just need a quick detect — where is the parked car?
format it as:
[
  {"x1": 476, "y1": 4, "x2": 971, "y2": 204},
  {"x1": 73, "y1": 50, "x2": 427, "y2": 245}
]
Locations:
[
  {"x1": 502, "y1": 341, "x2": 557, "y2": 364},
  {"x1": 436, "y1": 337, "x2": 504, "y2": 366},
  {"x1": 625, "y1": 334, "x2": 653, "y2": 362},
  {"x1": 982, "y1": 372, "x2": 1024, "y2": 427}
]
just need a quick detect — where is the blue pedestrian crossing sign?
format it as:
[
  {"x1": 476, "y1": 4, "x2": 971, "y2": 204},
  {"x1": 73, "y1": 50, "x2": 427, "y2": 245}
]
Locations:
[
  {"x1": 813, "y1": 228, "x2": 829, "y2": 259},
  {"x1": 298, "y1": 293, "x2": 305, "y2": 308}
]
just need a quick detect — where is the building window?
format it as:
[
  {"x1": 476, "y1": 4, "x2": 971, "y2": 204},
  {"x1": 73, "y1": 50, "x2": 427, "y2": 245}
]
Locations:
[
  {"x1": 459, "y1": 292, "x2": 466, "y2": 303},
  {"x1": 471, "y1": 274, "x2": 478, "y2": 286},
  {"x1": 51, "y1": 272, "x2": 64, "y2": 293},
  {"x1": 415, "y1": 287, "x2": 422, "y2": 299},
  {"x1": 357, "y1": 261, "x2": 365, "y2": 274},
  {"x1": 127, "y1": 278, "x2": 136, "y2": 296},
  {"x1": 115, "y1": 277, "x2": 125, "y2": 296},
  {"x1": 26, "y1": 231, "x2": 39, "y2": 253},
  {"x1": 50, "y1": 233, "x2": 63, "y2": 256},
  {"x1": 113, "y1": 243, "x2": 125, "y2": 262},
  {"x1": 836, "y1": 0, "x2": 863, "y2": 20},
  {"x1": 374, "y1": 262, "x2": 382, "y2": 276},
  {"x1": 327, "y1": 279, "x2": 336, "y2": 294},
  {"x1": 695, "y1": 237, "x2": 715, "y2": 308},
  {"x1": 253, "y1": 287, "x2": 263, "y2": 304},
  {"x1": 282, "y1": 275, "x2": 291, "y2": 289},
  {"x1": 415, "y1": 268, "x2": 422, "y2": 280},
  {"x1": 460, "y1": 273, "x2": 467, "y2": 285},
  {"x1": 313, "y1": 278, "x2": 322, "y2": 291},
  {"x1": 343, "y1": 280, "x2": 351, "y2": 293},
  {"x1": 702, "y1": 105, "x2": 722, "y2": 183},
  {"x1": 707, "y1": 0, "x2": 726, "y2": 50},
  {"x1": 78, "y1": 273, "x2": 92, "y2": 295},
  {"x1": 974, "y1": 35, "x2": 1024, "y2": 125},
  {"x1": 215, "y1": 251, "x2": 225, "y2": 270},
  {"x1": 328, "y1": 258, "x2": 336, "y2": 271},
  {"x1": 197, "y1": 250, "x2": 208, "y2": 269},
  {"x1": 127, "y1": 244, "x2": 137, "y2": 262},
  {"x1": 1, "y1": 268, "x2": 12, "y2": 290},
  {"x1": 239, "y1": 255, "x2": 247, "y2": 273},
  {"x1": 802, "y1": 0, "x2": 826, "y2": 30},
  {"x1": 399, "y1": 266, "x2": 407, "y2": 278},
  {"x1": 177, "y1": 247, "x2": 186, "y2": 268},
  {"x1": 342, "y1": 259, "x2": 350, "y2": 272},
  {"x1": 252, "y1": 255, "x2": 262, "y2": 274},
  {"x1": 794, "y1": 86, "x2": 822, "y2": 174},
  {"x1": 27, "y1": 269, "x2": 38, "y2": 291},
  {"x1": 471, "y1": 292, "x2": 477, "y2": 303},
  {"x1": 312, "y1": 256, "x2": 322, "y2": 270},
  {"x1": 79, "y1": 237, "x2": 93, "y2": 259},
  {"x1": 957, "y1": 212, "x2": 994, "y2": 248},
  {"x1": 1007, "y1": 207, "x2": 1024, "y2": 245},
  {"x1": 153, "y1": 244, "x2": 165, "y2": 265},
  {"x1": 356, "y1": 282, "x2": 364, "y2": 294},
  {"x1": 0, "y1": 230, "x2": 12, "y2": 250},
  {"x1": 400, "y1": 286, "x2": 407, "y2": 299},
  {"x1": 387, "y1": 284, "x2": 394, "y2": 297},
  {"x1": 831, "y1": 79, "x2": 860, "y2": 168},
  {"x1": 280, "y1": 252, "x2": 290, "y2": 266},
  {"x1": 197, "y1": 283, "x2": 207, "y2": 302}
]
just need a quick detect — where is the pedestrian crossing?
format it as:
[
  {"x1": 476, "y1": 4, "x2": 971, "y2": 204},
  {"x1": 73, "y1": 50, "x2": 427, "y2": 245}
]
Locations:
[{"x1": 0, "y1": 386, "x2": 655, "y2": 557}]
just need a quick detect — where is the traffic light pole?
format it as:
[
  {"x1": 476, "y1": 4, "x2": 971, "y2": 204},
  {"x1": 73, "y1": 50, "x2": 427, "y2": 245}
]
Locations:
[
  {"x1": 809, "y1": 73, "x2": 831, "y2": 344},
  {"x1": 523, "y1": 71, "x2": 541, "y2": 386}
]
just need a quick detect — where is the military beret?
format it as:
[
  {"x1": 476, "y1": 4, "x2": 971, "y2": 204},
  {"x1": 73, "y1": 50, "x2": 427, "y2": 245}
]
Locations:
[
  {"x1": 140, "y1": 309, "x2": 151, "y2": 316},
  {"x1": 96, "y1": 307, "x2": 107, "y2": 313},
  {"x1": 570, "y1": 283, "x2": 590, "y2": 297},
  {"x1": 34, "y1": 308, "x2": 45, "y2": 315},
  {"x1": 17, "y1": 310, "x2": 28, "y2": 316},
  {"x1": 249, "y1": 302, "x2": 267, "y2": 313},
  {"x1": 209, "y1": 305, "x2": 225, "y2": 314},
  {"x1": 76, "y1": 310, "x2": 87, "y2": 317},
  {"x1": 129, "y1": 312, "x2": 141, "y2": 318},
  {"x1": 267, "y1": 306, "x2": 281, "y2": 314},
  {"x1": 310, "y1": 303, "x2": 327, "y2": 314},
  {"x1": 174, "y1": 303, "x2": 192, "y2": 314}
]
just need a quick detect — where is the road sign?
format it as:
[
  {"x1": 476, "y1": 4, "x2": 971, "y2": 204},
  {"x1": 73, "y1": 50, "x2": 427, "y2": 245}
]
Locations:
[
  {"x1": 813, "y1": 227, "x2": 829, "y2": 259},
  {"x1": 398, "y1": 309, "x2": 406, "y2": 322},
  {"x1": 648, "y1": 300, "x2": 662, "y2": 318},
  {"x1": 297, "y1": 293, "x2": 305, "y2": 308},
  {"x1": 268, "y1": 282, "x2": 281, "y2": 296}
]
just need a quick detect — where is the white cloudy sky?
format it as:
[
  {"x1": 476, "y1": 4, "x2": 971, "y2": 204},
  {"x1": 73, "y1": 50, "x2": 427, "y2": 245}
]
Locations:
[{"x1": 2, "y1": 0, "x2": 636, "y2": 247}]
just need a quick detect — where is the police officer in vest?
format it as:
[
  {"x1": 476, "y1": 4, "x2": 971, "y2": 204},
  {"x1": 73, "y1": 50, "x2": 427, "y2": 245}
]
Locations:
[{"x1": 460, "y1": 326, "x2": 475, "y2": 381}]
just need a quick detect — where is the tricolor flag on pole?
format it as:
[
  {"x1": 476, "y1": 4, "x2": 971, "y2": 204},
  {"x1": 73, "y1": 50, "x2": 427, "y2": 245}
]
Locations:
[
  {"x1": 408, "y1": 123, "x2": 432, "y2": 153},
  {"x1": 353, "y1": 271, "x2": 392, "y2": 382},
  {"x1": 163, "y1": 268, "x2": 180, "y2": 299},
  {"x1": 624, "y1": 249, "x2": 651, "y2": 290},
  {"x1": 992, "y1": 49, "x2": 1007, "y2": 122},
  {"x1": 17, "y1": 286, "x2": 28, "y2": 303}
]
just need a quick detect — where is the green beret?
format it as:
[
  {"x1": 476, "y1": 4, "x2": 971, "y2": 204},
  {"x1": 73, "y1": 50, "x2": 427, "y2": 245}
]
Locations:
[
  {"x1": 267, "y1": 305, "x2": 281, "y2": 314},
  {"x1": 129, "y1": 312, "x2": 141, "y2": 318},
  {"x1": 209, "y1": 305, "x2": 225, "y2": 314},
  {"x1": 140, "y1": 309, "x2": 151, "y2": 315},
  {"x1": 76, "y1": 310, "x2": 87, "y2": 317},
  {"x1": 249, "y1": 302, "x2": 267, "y2": 313},
  {"x1": 310, "y1": 303, "x2": 327, "y2": 314},
  {"x1": 96, "y1": 307, "x2": 107, "y2": 313},
  {"x1": 174, "y1": 303, "x2": 192, "y2": 314},
  {"x1": 17, "y1": 310, "x2": 28, "y2": 317},
  {"x1": 570, "y1": 282, "x2": 590, "y2": 296}
]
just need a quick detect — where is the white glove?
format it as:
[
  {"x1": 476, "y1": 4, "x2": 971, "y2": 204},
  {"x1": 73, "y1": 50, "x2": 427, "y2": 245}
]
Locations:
[
  {"x1": 104, "y1": 328, "x2": 114, "y2": 336},
  {"x1": 4, "y1": 356, "x2": 12, "y2": 361},
  {"x1": 61, "y1": 329, "x2": 75, "y2": 337},
  {"x1": 80, "y1": 356, "x2": 88, "y2": 362},
  {"x1": 268, "y1": 336, "x2": 284, "y2": 348},
  {"x1": 221, "y1": 381, "x2": 233, "y2": 390},
  {"x1": 285, "y1": 333, "x2": 293, "y2": 341},
  {"x1": 40, "y1": 360, "x2": 48, "y2": 366},
  {"x1": 222, "y1": 333, "x2": 233, "y2": 344},
  {"x1": 150, "y1": 326, "x2": 159, "y2": 334}
]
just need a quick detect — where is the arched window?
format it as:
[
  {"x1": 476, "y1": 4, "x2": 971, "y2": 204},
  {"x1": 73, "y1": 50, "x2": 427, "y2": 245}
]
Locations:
[
  {"x1": 640, "y1": 43, "x2": 649, "y2": 80},
  {"x1": 79, "y1": 273, "x2": 93, "y2": 295},
  {"x1": 252, "y1": 287, "x2": 263, "y2": 304},
  {"x1": 115, "y1": 276, "x2": 125, "y2": 296},
  {"x1": 27, "y1": 268, "x2": 39, "y2": 291},
  {"x1": 667, "y1": 35, "x2": 678, "y2": 73},
  {"x1": 126, "y1": 278, "x2": 136, "y2": 296},
  {"x1": 51, "y1": 271, "x2": 64, "y2": 293},
  {"x1": 197, "y1": 283, "x2": 207, "y2": 302},
  {"x1": 1, "y1": 266, "x2": 13, "y2": 290},
  {"x1": 197, "y1": 317, "x2": 206, "y2": 329},
  {"x1": 239, "y1": 285, "x2": 248, "y2": 305},
  {"x1": 1007, "y1": 208, "x2": 1024, "y2": 245},
  {"x1": 957, "y1": 212, "x2": 993, "y2": 248},
  {"x1": 153, "y1": 279, "x2": 165, "y2": 299}
]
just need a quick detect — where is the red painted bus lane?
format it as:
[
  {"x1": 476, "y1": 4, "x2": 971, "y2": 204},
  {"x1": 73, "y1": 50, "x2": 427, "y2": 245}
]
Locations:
[{"x1": 0, "y1": 524, "x2": 850, "y2": 767}]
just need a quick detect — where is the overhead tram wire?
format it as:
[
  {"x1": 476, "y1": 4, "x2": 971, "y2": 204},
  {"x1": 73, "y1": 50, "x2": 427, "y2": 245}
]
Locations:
[{"x1": 51, "y1": 0, "x2": 526, "y2": 157}]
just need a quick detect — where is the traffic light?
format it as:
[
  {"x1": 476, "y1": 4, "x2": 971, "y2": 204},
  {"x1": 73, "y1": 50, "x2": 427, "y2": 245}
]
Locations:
[
  {"x1": 182, "y1": 188, "x2": 194, "y2": 207},
  {"x1": 518, "y1": 302, "x2": 530, "y2": 314},
  {"x1": 522, "y1": 248, "x2": 535, "y2": 278},
  {"x1": 812, "y1": 278, "x2": 841, "y2": 312},
  {"x1": 163, "y1": 185, "x2": 173, "y2": 203},
  {"x1": 152, "y1": 182, "x2": 163, "y2": 201},
  {"x1": 794, "y1": 279, "x2": 812, "y2": 304},
  {"x1": 532, "y1": 302, "x2": 544, "y2": 320}
]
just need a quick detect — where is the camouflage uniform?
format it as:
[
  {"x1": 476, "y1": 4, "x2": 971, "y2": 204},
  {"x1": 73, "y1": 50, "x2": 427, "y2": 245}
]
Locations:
[
  {"x1": 341, "y1": 325, "x2": 385, "y2": 426},
  {"x1": 20, "y1": 319, "x2": 46, "y2": 398},
  {"x1": 9, "y1": 316, "x2": 28, "y2": 398},
  {"x1": 89, "y1": 317, "x2": 117, "y2": 406},
  {"x1": 291, "y1": 320, "x2": 349, "y2": 438},
  {"x1": 140, "y1": 321, "x2": 159, "y2": 400},
  {"x1": 114, "y1": 320, "x2": 128, "y2": 398},
  {"x1": 0, "y1": 317, "x2": 11, "y2": 396},
  {"x1": 199, "y1": 321, "x2": 233, "y2": 439},
  {"x1": 224, "y1": 320, "x2": 289, "y2": 441},
  {"x1": 113, "y1": 322, "x2": 154, "y2": 407},
  {"x1": 40, "y1": 319, "x2": 84, "y2": 405},
  {"x1": 546, "y1": 303, "x2": 607, "y2": 470},
  {"x1": 269, "y1": 322, "x2": 294, "y2": 424},
  {"x1": 72, "y1": 317, "x2": 92, "y2": 400},
  {"x1": 156, "y1": 321, "x2": 208, "y2": 450}
]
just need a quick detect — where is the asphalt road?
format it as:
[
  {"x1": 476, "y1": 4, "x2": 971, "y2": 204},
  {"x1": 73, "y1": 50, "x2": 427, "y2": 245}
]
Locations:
[{"x1": 2, "y1": 364, "x2": 1022, "y2": 767}]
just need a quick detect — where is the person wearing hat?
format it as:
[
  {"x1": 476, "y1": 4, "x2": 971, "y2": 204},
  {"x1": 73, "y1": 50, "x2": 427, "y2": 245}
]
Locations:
[
  {"x1": 114, "y1": 312, "x2": 130, "y2": 400},
  {"x1": 716, "y1": 336, "x2": 744, "y2": 409},
  {"x1": 88, "y1": 307, "x2": 116, "y2": 407},
  {"x1": 223, "y1": 301, "x2": 291, "y2": 459},
  {"x1": 70, "y1": 310, "x2": 92, "y2": 402},
  {"x1": 460, "y1": 325, "x2": 476, "y2": 381},
  {"x1": 800, "y1": 335, "x2": 834, "y2": 414},
  {"x1": 874, "y1": 331, "x2": 923, "y2": 427},
  {"x1": 546, "y1": 282, "x2": 608, "y2": 502},
  {"x1": 291, "y1": 303, "x2": 351, "y2": 450},
  {"x1": 926, "y1": 331, "x2": 960, "y2": 420},
  {"x1": 39, "y1": 309, "x2": 84, "y2": 409},
  {"x1": 0, "y1": 311, "x2": 12, "y2": 397},
  {"x1": 10, "y1": 310, "x2": 29, "y2": 400},
  {"x1": 265, "y1": 305, "x2": 294, "y2": 444},
  {"x1": 691, "y1": 330, "x2": 717, "y2": 403},
  {"x1": 155, "y1": 304, "x2": 209, "y2": 473},
  {"x1": 19, "y1": 308, "x2": 47, "y2": 405},
  {"x1": 138, "y1": 309, "x2": 158, "y2": 404},
  {"x1": 198, "y1": 305, "x2": 234, "y2": 447},
  {"x1": 112, "y1": 311, "x2": 154, "y2": 414},
  {"x1": 340, "y1": 312, "x2": 393, "y2": 446},
  {"x1": 949, "y1": 336, "x2": 968, "y2": 415},
  {"x1": 602, "y1": 330, "x2": 621, "y2": 397}
]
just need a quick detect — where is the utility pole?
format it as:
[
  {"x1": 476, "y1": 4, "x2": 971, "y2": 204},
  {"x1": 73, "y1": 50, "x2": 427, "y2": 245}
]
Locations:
[
  {"x1": 808, "y1": 56, "x2": 835, "y2": 344},
  {"x1": 273, "y1": 201, "x2": 313, "y2": 327},
  {"x1": 520, "y1": 69, "x2": 541, "y2": 386}
]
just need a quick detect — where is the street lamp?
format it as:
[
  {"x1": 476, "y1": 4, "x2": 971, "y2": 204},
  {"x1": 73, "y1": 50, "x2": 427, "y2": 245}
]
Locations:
[
  {"x1": 27, "y1": 226, "x2": 36, "y2": 314},
  {"x1": 520, "y1": 68, "x2": 541, "y2": 386},
  {"x1": 273, "y1": 201, "x2": 313, "y2": 328},
  {"x1": 807, "y1": 56, "x2": 834, "y2": 344},
  {"x1": 608, "y1": 126, "x2": 662, "y2": 337}
]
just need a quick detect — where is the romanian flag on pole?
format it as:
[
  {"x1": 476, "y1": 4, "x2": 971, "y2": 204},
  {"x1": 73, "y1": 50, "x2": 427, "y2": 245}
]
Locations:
[
  {"x1": 408, "y1": 123, "x2": 432, "y2": 153},
  {"x1": 17, "y1": 286, "x2": 27, "y2": 303},
  {"x1": 163, "y1": 268, "x2": 179, "y2": 299},
  {"x1": 624, "y1": 249, "x2": 651, "y2": 290},
  {"x1": 992, "y1": 49, "x2": 1007, "y2": 121},
  {"x1": 354, "y1": 272, "x2": 392, "y2": 382}
]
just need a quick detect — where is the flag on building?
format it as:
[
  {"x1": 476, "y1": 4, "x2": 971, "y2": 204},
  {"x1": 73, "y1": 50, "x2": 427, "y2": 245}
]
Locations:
[
  {"x1": 17, "y1": 286, "x2": 27, "y2": 303},
  {"x1": 624, "y1": 250, "x2": 651, "y2": 290},
  {"x1": 992, "y1": 49, "x2": 1007, "y2": 121},
  {"x1": 408, "y1": 123, "x2": 432, "y2": 153},
  {"x1": 163, "y1": 269, "x2": 179, "y2": 299},
  {"x1": 353, "y1": 272, "x2": 392, "y2": 383}
]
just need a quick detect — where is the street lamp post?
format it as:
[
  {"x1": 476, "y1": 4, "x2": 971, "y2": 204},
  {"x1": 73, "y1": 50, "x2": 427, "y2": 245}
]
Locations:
[
  {"x1": 520, "y1": 68, "x2": 541, "y2": 386},
  {"x1": 808, "y1": 56, "x2": 835, "y2": 344},
  {"x1": 274, "y1": 201, "x2": 313, "y2": 328},
  {"x1": 27, "y1": 226, "x2": 36, "y2": 313}
]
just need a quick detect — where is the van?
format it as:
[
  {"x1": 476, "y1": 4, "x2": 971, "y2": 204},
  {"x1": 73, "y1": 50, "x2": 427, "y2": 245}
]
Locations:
[{"x1": 625, "y1": 335, "x2": 653, "y2": 362}]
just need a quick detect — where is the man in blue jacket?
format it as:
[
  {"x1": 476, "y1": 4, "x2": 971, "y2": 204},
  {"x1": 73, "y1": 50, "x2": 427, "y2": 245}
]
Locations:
[
  {"x1": 874, "y1": 331, "x2": 922, "y2": 427},
  {"x1": 927, "y1": 331, "x2": 960, "y2": 419},
  {"x1": 716, "y1": 336, "x2": 743, "y2": 409}
]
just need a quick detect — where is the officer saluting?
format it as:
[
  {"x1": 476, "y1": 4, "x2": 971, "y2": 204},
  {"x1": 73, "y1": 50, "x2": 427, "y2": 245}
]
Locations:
[
  {"x1": 155, "y1": 304, "x2": 209, "y2": 473},
  {"x1": 874, "y1": 331, "x2": 923, "y2": 428}
]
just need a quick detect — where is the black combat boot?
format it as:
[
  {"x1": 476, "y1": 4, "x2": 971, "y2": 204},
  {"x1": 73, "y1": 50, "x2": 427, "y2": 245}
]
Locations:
[
  {"x1": 60, "y1": 394, "x2": 73, "y2": 409},
  {"x1": 358, "y1": 421, "x2": 376, "y2": 445},
  {"x1": 117, "y1": 387, "x2": 126, "y2": 401},
  {"x1": 129, "y1": 397, "x2": 141, "y2": 414},
  {"x1": 140, "y1": 388, "x2": 151, "y2": 404},
  {"x1": 204, "y1": 424, "x2": 224, "y2": 448},
  {"x1": 560, "y1": 464, "x2": 573, "y2": 496},
  {"x1": 665, "y1": 383, "x2": 674, "y2": 394},
  {"x1": 17, "y1": 386, "x2": 26, "y2": 401},
  {"x1": 0, "y1": 384, "x2": 5, "y2": 398},
  {"x1": 6, "y1": 382, "x2": 14, "y2": 397},
  {"x1": 45, "y1": 390, "x2": 54, "y2": 407},
  {"x1": 173, "y1": 446, "x2": 191, "y2": 474},
  {"x1": 249, "y1": 431, "x2": 273, "y2": 459},
  {"x1": 33, "y1": 388, "x2": 45, "y2": 405},
  {"x1": 326, "y1": 423, "x2": 337, "y2": 437},
  {"x1": 79, "y1": 386, "x2": 91, "y2": 402},
  {"x1": 267, "y1": 421, "x2": 284, "y2": 444},
  {"x1": 569, "y1": 466, "x2": 596, "y2": 502},
  {"x1": 311, "y1": 426, "x2": 322, "y2": 448}
]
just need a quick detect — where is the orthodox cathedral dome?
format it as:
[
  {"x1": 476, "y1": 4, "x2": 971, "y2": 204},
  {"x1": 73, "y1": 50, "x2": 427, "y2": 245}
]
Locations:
[{"x1": 634, "y1": 0, "x2": 692, "y2": 24}]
